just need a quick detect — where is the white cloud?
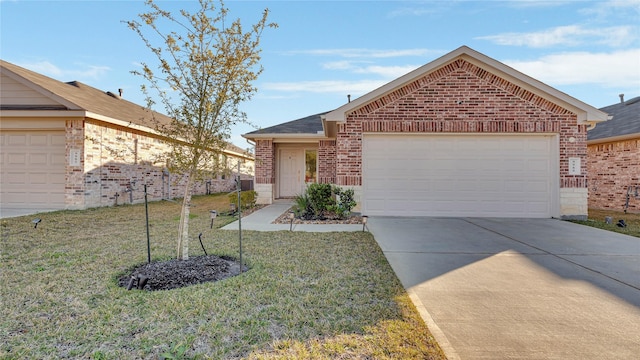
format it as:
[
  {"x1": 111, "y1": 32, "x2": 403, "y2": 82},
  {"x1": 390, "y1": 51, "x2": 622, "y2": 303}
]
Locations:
[
  {"x1": 322, "y1": 61, "x2": 419, "y2": 78},
  {"x1": 262, "y1": 79, "x2": 388, "y2": 95},
  {"x1": 353, "y1": 65, "x2": 420, "y2": 78},
  {"x1": 17, "y1": 60, "x2": 110, "y2": 81},
  {"x1": 282, "y1": 48, "x2": 441, "y2": 59},
  {"x1": 579, "y1": 0, "x2": 640, "y2": 17},
  {"x1": 387, "y1": 7, "x2": 438, "y2": 17},
  {"x1": 505, "y1": 0, "x2": 572, "y2": 8},
  {"x1": 504, "y1": 49, "x2": 640, "y2": 88},
  {"x1": 477, "y1": 25, "x2": 636, "y2": 48}
]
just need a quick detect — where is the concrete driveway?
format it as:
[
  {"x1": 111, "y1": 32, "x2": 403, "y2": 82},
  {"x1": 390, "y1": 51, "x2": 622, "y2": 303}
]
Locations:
[{"x1": 367, "y1": 217, "x2": 640, "y2": 360}]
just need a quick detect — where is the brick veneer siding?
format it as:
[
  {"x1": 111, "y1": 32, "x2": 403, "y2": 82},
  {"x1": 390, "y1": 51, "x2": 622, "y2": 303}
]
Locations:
[
  {"x1": 335, "y1": 59, "x2": 587, "y2": 194},
  {"x1": 65, "y1": 119, "x2": 86, "y2": 209},
  {"x1": 318, "y1": 140, "x2": 336, "y2": 184},
  {"x1": 254, "y1": 139, "x2": 275, "y2": 184},
  {"x1": 588, "y1": 138, "x2": 640, "y2": 213},
  {"x1": 71, "y1": 120, "x2": 246, "y2": 209}
]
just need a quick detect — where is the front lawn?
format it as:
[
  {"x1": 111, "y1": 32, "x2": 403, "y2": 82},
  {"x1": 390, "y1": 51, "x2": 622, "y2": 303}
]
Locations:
[
  {"x1": 571, "y1": 208, "x2": 640, "y2": 238},
  {"x1": 0, "y1": 194, "x2": 446, "y2": 359}
]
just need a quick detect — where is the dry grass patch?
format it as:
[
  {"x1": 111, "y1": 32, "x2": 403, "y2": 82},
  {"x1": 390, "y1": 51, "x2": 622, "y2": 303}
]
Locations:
[
  {"x1": 571, "y1": 209, "x2": 640, "y2": 238},
  {"x1": 0, "y1": 194, "x2": 446, "y2": 359}
]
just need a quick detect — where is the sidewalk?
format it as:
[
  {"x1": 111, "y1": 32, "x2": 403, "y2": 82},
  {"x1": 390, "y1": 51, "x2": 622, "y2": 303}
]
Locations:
[{"x1": 221, "y1": 201, "x2": 364, "y2": 232}]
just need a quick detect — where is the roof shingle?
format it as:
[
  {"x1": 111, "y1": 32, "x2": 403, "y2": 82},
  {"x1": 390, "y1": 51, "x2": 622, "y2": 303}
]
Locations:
[
  {"x1": 588, "y1": 96, "x2": 640, "y2": 141},
  {"x1": 246, "y1": 111, "x2": 328, "y2": 135}
]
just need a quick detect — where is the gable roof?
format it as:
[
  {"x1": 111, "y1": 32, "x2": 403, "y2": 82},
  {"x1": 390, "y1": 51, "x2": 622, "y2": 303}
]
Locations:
[
  {"x1": 0, "y1": 60, "x2": 252, "y2": 159},
  {"x1": 244, "y1": 111, "x2": 328, "y2": 140},
  {"x1": 588, "y1": 96, "x2": 640, "y2": 143},
  {"x1": 325, "y1": 46, "x2": 608, "y2": 125},
  {"x1": 0, "y1": 59, "x2": 172, "y2": 127}
]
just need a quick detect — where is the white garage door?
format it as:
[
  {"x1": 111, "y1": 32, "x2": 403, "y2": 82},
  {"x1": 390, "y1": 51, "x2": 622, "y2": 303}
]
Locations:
[
  {"x1": 0, "y1": 131, "x2": 66, "y2": 211},
  {"x1": 362, "y1": 134, "x2": 557, "y2": 218}
]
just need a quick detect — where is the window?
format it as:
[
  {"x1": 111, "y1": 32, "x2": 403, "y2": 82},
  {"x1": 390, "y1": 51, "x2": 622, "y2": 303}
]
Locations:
[{"x1": 305, "y1": 150, "x2": 317, "y2": 183}]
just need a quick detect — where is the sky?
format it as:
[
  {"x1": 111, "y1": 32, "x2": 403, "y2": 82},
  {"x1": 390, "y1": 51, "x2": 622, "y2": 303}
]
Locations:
[{"x1": 1, "y1": 0, "x2": 639, "y2": 149}]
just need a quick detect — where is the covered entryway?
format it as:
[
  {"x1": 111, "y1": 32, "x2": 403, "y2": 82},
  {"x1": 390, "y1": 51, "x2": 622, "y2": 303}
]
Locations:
[
  {"x1": 362, "y1": 134, "x2": 558, "y2": 217},
  {"x1": 0, "y1": 130, "x2": 66, "y2": 212}
]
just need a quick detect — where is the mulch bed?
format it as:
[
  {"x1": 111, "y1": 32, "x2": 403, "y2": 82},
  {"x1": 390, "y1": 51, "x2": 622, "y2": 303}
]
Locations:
[
  {"x1": 272, "y1": 208, "x2": 363, "y2": 225},
  {"x1": 118, "y1": 255, "x2": 246, "y2": 291},
  {"x1": 117, "y1": 206, "x2": 261, "y2": 291}
]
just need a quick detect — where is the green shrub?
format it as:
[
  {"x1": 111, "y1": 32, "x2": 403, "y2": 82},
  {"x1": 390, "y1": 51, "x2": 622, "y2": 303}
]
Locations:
[
  {"x1": 307, "y1": 183, "x2": 333, "y2": 218},
  {"x1": 294, "y1": 184, "x2": 355, "y2": 220},
  {"x1": 293, "y1": 193, "x2": 310, "y2": 218},
  {"x1": 228, "y1": 190, "x2": 257, "y2": 210}
]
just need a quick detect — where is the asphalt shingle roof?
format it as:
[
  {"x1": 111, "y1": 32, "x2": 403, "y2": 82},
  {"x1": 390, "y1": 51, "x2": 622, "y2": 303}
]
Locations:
[
  {"x1": 246, "y1": 111, "x2": 328, "y2": 135},
  {"x1": 589, "y1": 96, "x2": 640, "y2": 141},
  {"x1": 1, "y1": 59, "x2": 173, "y2": 127},
  {"x1": 1, "y1": 59, "x2": 249, "y2": 156}
]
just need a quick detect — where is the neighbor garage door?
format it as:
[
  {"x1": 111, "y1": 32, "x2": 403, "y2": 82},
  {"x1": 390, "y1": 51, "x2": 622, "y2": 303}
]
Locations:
[
  {"x1": 362, "y1": 134, "x2": 557, "y2": 217},
  {"x1": 0, "y1": 131, "x2": 66, "y2": 211}
]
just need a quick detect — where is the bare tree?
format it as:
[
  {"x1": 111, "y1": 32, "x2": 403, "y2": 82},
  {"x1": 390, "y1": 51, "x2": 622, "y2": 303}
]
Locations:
[{"x1": 127, "y1": 0, "x2": 276, "y2": 260}]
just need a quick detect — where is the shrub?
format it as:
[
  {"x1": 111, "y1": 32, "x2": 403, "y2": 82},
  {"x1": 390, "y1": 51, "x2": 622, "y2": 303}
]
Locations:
[
  {"x1": 228, "y1": 190, "x2": 257, "y2": 210},
  {"x1": 292, "y1": 193, "x2": 310, "y2": 219},
  {"x1": 307, "y1": 183, "x2": 333, "y2": 219},
  {"x1": 294, "y1": 184, "x2": 355, "y2": 220}
]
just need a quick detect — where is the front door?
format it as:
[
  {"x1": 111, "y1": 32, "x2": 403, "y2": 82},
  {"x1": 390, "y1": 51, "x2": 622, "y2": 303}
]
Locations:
[{"x1": 279, "y1": 148, "x2": 303, "y2": 197}]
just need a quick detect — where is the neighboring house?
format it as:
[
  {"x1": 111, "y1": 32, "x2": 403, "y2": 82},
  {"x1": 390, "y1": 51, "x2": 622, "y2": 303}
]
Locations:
[
  {"x1": 0, "y1": 60, "x2": 254, "y2": 216},
  {"x1": 587, "y1": 95, "x2": 640, "y2": 213},
  {"x1": 244, "y1": 46, "x2": 608, "y2": 219}
]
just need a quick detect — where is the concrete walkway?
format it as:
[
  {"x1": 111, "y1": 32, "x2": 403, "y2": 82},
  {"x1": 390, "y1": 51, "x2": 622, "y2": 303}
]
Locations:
[
  {"x1": 367, "y1": 217, "x2": 640, "y2": 360},
  {"x1": 221, "y1": 201, "x2": 364, "y2": 232}
]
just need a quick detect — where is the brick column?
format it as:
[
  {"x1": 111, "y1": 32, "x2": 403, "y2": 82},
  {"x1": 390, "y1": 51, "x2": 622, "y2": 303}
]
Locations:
[
  {"x1": 254, "y1": 139, "x2": 275, "y2": 204},
  {"x1": 65, "y1": 119, "x2": 85, "y2": 209}
]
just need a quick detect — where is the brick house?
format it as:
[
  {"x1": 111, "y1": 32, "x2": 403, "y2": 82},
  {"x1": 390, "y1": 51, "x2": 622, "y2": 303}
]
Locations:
[
  {"x1": 244, "y1": 46, "x2": 608, "y2": 219},
  {"x1": 587, "y1": 95, "x2": 640, "y2": 213},
  {"x1": 0, "y1": 60, "x2": 254, "y2": 217}
]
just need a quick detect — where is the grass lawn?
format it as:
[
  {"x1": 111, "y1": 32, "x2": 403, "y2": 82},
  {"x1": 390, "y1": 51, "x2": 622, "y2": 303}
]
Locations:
[
  {"x1": 0, "y1": 194, "x2": 446, "y2": 359},
  {"x1": 571, "y1": 209, "x2": 640, "y2": 238}
]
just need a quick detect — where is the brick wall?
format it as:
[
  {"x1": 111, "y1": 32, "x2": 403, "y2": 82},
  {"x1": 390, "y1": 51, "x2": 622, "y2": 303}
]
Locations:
[
  {"x1": 318, "y1": 139, "x2": 336, "y2": 184},
  {"x1": 77, "y1": 120, "x2": 249, "y2": 209},
  {"x1": 254, "y1": 139, "x2": 275, "y2": 184},
  {"x1": 65, "y1": 119, "x2": 86, "y2": 209},
  {"x1": 335, "y1": 58, "x2": 585, "y2": 192},
  {"x1": 588, "y1": 138, "x2": 640, "y2": 213}
]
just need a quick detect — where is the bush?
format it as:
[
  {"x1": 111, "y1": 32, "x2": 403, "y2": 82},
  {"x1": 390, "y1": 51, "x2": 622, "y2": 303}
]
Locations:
[
  {"x1": 228, "y1": 190, "x2": 257, "y2": 211},
  {"x1": 293, "y1": 184, "x2": 356, "y2": 220}
]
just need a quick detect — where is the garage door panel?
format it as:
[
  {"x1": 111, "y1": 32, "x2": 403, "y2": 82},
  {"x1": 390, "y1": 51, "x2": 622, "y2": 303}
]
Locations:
[
  {"x1": 1, "y1": 131, "x2": 66, "y2": 211},
  {"x1": 363, "y1": 134, "x2": 556, "y2": 218}
]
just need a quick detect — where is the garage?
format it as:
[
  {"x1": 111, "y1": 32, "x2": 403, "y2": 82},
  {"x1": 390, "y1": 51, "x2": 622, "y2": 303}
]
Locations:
[
  {"x1": 362, "y1": 134, "x2": 558, "y2": 217},
  {"x1": 0, "y1": 130, "x2": 66, "y2": 212}
]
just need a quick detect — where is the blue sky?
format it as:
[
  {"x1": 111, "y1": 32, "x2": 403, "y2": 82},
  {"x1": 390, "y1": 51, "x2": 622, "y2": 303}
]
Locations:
[{"x1": 1, "y1": 0, "x2": 639, "y2": 149}]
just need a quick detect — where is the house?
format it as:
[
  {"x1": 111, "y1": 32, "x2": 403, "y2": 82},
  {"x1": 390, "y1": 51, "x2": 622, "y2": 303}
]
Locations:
[
  {"x1": 587, "y1": 95, "x2": 640, "y2": 213},
  {"x1": 0, "y1": 60, "x2": 254, "y2": 217},
  {"x1": 244, "y1": 46, "x2": 609, "y2": 219}
]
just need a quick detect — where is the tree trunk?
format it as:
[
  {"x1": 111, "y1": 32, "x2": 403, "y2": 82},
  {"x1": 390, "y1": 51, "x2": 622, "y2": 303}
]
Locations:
[{"x1": 176, "y1": 173, "x2": 194, "y2": 260}]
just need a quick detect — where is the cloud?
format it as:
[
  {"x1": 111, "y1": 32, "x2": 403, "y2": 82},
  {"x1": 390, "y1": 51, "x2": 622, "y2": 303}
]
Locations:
[
  {"x1": 504, "y1": 0, "x2": 572, "y2": 8},
  {"x1": 579, "y1": 0, "x2": 640, "y2": 17},
  {"x1": 17, "y1": 60, "x2": 110, "y2": 81},
  {"x1": 322, "y1": 61, "x2": 420, "y2": 78},
  {"x1": 282, "y1": 48, "x2": 441, "y2": 59},
  {"x1": 387, "y1": 7, "x2": 439, "y2": 17},
  {"x1": 262, "y1": 79, "x2": 388, "y2": 95},
  {"x1": 504, "y1": 49, "x2": 640, "y2": 88},
  {"x1": 477, "y1": 25, "x2": 636, "y2": 48}
]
